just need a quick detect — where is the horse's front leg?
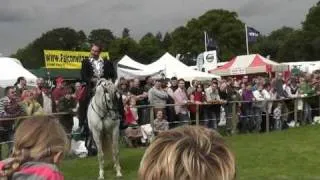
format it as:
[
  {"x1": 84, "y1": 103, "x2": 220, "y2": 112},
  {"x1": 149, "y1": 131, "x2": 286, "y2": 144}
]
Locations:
[
  {"x1": 112, "y1": 123, "x2": 122, "y2": 177},
  {"x1": 91, "y1": 129, "x2": 104, "y2": 180}
]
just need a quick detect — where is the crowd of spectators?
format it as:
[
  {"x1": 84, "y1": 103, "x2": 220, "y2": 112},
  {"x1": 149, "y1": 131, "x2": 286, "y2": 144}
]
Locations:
[
  {"x1": 1, "y1": 70, "x2": 320, "y2": 151},
  {"x1": 119, "y1": 71, "x2": 320, "y2": 145},
  {"x1": 0, "y1": 76, "x2": 83, "y2": 159}
]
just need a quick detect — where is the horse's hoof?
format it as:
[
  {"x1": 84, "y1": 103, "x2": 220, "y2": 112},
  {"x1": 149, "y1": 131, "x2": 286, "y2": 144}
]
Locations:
[
  {"x1": 98, "y1": 177, "x2": 104, "y2": 180},
  {"x1": 116, "y1": 172, "x2": 123, "y2": 177}
]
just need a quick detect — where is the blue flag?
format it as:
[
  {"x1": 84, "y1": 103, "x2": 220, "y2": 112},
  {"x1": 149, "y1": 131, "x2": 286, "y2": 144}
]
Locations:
[
  {"x1": 204, "y1": 31, "x2": 218, "y2": 51},
  {"x1": 247, "y1": 26, "x2": 260, "y2": 43}
]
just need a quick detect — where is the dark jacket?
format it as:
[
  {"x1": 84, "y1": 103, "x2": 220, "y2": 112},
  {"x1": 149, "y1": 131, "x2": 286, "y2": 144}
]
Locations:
[{"x1": 80, "y1": 58, "x2": 116, "y2": 89}]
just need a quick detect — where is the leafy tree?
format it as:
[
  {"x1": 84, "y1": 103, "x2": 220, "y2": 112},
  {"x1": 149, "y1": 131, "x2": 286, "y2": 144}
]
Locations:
[
  {"x1": 303, "y1": 2, "x2": 320, "y2": 34},
  {"x1": 155, "y1": 32, "x2": 162, "y2": 41},
  {"x1": 302, "y1": 2, "x2": 320, "y2": 60},
  {"x1": 277, "y1": 30, "x2": 308, "y2": 62},
  {"x1": 162, "y1": 32, "x2": 172, "y2": 51},
  {"x1": 88, "y1": 29, "x2": 115, "y2": 50},
  {"x1": 139, "y1": 32, "x2": 164, "y2": 64},
  {"x1": 14, "y1": 3, "x2": 320, "y2": 69},
  {"x1": 122, "y1": 28, "x2": 130, "y2": 38},
  {"x1": 13, "y1": 27, "x2": 81, "y2": 68},
  {"x1": 108, "y1": 37, "x2": 140, "y2": 61},
  {"x1": 252, "y1": 27, "x2": 294, "y2": 59},
  {"x1": 169, "y1": 10, "x2": 245, "y2": 61},
  {"x1": 169, "y1": 26, "x2": 190, "y2": 55},
  {"x1": 76, "y1": 30, "x2": 88, "y2": 50}
]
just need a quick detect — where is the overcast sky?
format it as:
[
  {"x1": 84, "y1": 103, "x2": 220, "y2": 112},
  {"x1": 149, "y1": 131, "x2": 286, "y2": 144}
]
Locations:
[{"x1": 0, "y1": 0, "x2": 318, "y2": 56}]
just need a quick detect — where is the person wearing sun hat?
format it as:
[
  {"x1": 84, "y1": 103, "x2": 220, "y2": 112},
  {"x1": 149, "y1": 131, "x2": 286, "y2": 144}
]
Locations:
[{"x1": 52, "y1": 76, "x2": 67, "y2": 106}]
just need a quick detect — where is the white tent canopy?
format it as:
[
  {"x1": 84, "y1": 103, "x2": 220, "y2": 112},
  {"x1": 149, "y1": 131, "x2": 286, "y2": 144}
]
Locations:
[
  {"x1": 147, "y1": 53, "x2": 220, "y2": 81},
  {"x1": 281, "y1": 61, "x2": 320, "y2": 73},
  {"x1": 117, "y1": 55, "x2": 164, "y2": 80},
  {"x1": 0, "y1": 57, "x2": 38, "y2": 87},
  {"x1": 118, "y1": 55, "x2": 147, "y2": 70},
  {"x1": 117, "y1": 67, "x2": 163, "y2": 80}
]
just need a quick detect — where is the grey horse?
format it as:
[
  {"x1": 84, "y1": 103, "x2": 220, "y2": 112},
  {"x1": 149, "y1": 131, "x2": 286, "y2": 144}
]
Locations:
[{"x1": 87, "y1": 78, "x2": 122, "y2": 179}]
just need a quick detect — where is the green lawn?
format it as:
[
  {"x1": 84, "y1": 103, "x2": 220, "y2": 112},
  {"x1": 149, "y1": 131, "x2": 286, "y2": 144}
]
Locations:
[{"x1": 61, "y1": 125, "x2": 320, "y2": 180}]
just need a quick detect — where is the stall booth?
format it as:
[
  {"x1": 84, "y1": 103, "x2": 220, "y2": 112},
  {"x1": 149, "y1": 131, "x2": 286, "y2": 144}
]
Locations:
[{"x1": 208, "y1": 54, "x2": 289, "y2": 78}]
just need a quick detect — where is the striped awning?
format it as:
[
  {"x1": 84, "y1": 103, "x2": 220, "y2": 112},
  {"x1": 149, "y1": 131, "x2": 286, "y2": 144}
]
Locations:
[{"x1": 209, "y1": 54, "x2": 289, "y2": 76}]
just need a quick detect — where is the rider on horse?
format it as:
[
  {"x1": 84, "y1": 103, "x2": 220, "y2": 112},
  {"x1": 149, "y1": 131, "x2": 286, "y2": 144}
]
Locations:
[{"x1": 79, "y1": 43, "x2": 118, "y2": 156}]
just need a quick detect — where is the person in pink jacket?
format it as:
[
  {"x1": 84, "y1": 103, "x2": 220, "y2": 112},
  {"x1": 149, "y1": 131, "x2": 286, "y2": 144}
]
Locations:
[{"x1": 173, "y1": 79, "x2": 191, "y2": 126}]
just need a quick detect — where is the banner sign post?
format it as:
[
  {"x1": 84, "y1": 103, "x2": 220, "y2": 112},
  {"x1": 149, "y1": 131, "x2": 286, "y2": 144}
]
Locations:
[{"x1": 44, "y1": 50, "x2": 109, "y2": 69}]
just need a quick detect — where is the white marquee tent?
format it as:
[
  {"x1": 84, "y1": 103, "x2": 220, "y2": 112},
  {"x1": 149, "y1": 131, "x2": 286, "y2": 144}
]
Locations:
[
  {"x1": 117, "y1": 55, "x2": 164, "y2": 80},
  {"x1": 117, "y1": 55, "x2": 147, "y2": 70},
  {"x1": 281, "y1": 61, "x2": 320, "y2": 73},
  {"x1": 116, "y1": 53, "x2": 219, "y2": 81},
  {"x1": 147, "y1": 53, "x2": 220, "y2": 81},
  {"x1": 0, "y1": 57, "x2": 38, "y2": 87}
]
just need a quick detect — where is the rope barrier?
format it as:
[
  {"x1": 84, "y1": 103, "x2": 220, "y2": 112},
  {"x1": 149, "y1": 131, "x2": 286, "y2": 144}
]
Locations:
[
  {"x1": 0, "y1": 132, "x2": 82, "y2": 146},
  {"x1": 133, "y1": 94, "x2": 320, "y2": 109},
  {"x1": 0, "y1": 112, "x2": 71, "y2": 122}
]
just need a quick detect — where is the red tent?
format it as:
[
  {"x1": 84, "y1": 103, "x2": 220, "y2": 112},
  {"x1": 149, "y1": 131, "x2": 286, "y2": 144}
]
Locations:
[{"x1": 208, "y1": 54, "x2": 289, "y2": 76}]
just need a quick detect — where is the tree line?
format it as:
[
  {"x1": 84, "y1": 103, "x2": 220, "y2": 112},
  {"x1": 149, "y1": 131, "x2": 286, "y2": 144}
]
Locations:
[{"x1": 12, "y1": 1, "x2": 320, "y2": 69}]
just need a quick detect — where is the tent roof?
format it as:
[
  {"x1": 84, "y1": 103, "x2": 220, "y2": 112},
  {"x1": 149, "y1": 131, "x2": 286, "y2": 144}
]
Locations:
[
  {"x1": 209, "y1": 54, "x2": 288, "y2": 76},
  {"x1": 148, "y1": 53, "x2": 219, "y2": 81},
  {"x1": 117, "y1": 67, "x2": 163, "y2": 80},
  {"x1": 0, "y1": 57, "x2": 38, "y2": 87},
  {"x1": 118, "y1": 55, "x2": 147, "y2": 70},
  {"x1": 117, "y1": 55, "x2": 164, "y2": 80}
]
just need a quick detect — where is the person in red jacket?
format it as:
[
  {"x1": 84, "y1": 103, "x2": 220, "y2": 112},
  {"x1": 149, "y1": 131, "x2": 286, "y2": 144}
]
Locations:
[
  {"x1": 189, "y1": 84, "x2": 205, "y2": 125},
  {"x1": 52, "y1": 76, "x2": 67, "y2": 106},
  {"x1": 0, "y1": 116, "x2": 68, "y2": 180}
]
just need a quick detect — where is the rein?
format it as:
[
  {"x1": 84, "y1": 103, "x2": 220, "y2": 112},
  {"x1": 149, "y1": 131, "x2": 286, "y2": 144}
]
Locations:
[{"x1": 90, "y1": 89, "x2": 119, "y2": 120}]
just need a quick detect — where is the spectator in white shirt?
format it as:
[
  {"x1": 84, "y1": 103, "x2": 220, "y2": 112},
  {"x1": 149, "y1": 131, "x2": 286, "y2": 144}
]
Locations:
[{"x1": 252, "y1": 84, "x2": 270, "y2": 132}]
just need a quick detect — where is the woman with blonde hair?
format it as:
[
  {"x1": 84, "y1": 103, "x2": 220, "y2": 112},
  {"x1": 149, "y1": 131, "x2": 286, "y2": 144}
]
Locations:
[
  {"x1": 0, "y1": 116, "x2": 69, "y2": 179},
  {"x1": 138, "y1": 125, "x2": 236, "y2": 180}
]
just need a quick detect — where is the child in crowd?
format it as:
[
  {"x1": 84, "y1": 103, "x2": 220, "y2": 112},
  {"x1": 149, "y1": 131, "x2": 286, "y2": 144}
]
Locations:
[
  {"x1": 124, "y1": 96, "x2": 139, "y2": 126},
  {"x1": 57, "y1": 87, "x2": 77, "y2": 134},
  {"x1": 273, "y1": 102, "x2": 282, "y2": 130},
  {"x1": 0, "y1": 116, "x2": 68, "y2": 180},
  {"x1": 124, "y1": 96, "x2": 142, "y2": 147},
  {"x1": 138, "y1": 126, "x2": 235, "y2": 180},
  {"x1": 153, "y1": 110, "x2": 169, "y2": 134}
]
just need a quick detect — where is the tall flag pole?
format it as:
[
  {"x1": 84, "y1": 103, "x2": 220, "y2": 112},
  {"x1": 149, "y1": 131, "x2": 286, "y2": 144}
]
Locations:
[
  {"x1": 245, "y1": 25, "x2": 260, "y2": 55},
  {"x1": 245, "y1": 24, "x2": 249, "y2": 55},
  {"x1": 204, "y1": 31, "x2": 208, "y2": 52}
]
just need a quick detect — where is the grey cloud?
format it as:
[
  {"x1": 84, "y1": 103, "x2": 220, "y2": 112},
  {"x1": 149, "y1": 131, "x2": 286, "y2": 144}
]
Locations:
[
  {"x1": 237, "y1": 0, "x2": 284, "y2": 17},
  {"x1": 0, "y1": 8, "x2": 34, "y2": 22},
  {"x1": 0, "y1": 0, "x2": 318, "y2": 56},
  {"x1": 107, "y1": 3, "x2": 139, "y2": 12}
]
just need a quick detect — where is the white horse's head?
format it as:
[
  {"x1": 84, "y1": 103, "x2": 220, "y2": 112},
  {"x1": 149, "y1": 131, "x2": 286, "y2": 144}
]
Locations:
[
  {"x1": 95, "y1": 78, "x2": 121, "y2": 112},
  {"x1": 96, "y1": 78, "x2": 115, "y2": 93}
]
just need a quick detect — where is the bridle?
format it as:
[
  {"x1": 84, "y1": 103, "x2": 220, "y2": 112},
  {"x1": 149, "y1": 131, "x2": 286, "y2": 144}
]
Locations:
[{"x1": 90, "y1": 81, "x2": 120, "y2": 120}]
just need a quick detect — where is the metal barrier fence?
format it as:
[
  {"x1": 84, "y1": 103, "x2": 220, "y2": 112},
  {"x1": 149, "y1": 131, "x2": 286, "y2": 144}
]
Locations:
[
  {"x1": 134, "y1": 94, "x2": 320, "y2": 135},
  {"x1": 1, "y1": 94, "x2": 320, "y2": 158},
  {"x1": 0, "y1": 112, "x2": 78, "y2": 159}
]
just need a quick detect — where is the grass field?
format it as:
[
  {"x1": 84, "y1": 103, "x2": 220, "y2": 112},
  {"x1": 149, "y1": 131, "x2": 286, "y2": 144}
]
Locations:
[{"x1": 61, "y1": 125, "x2": 320, "y2": 180}]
